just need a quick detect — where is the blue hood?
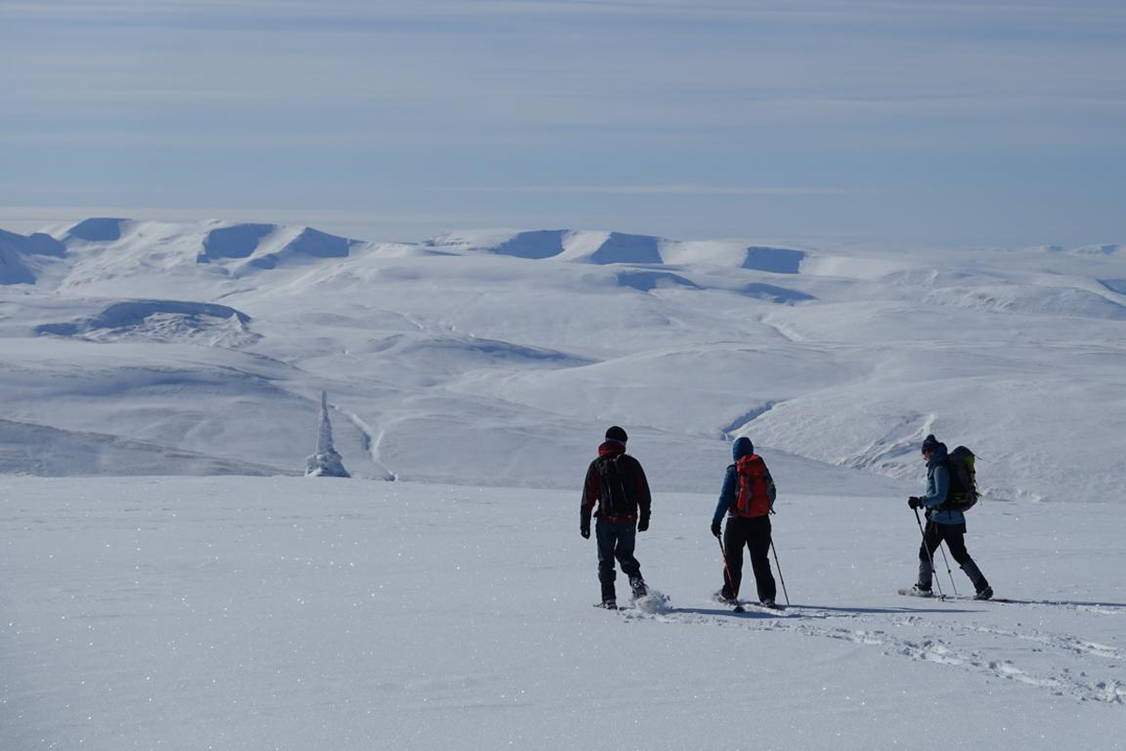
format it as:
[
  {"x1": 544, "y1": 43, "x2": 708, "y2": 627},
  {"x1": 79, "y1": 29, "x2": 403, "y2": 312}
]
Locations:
[
  {"x1": 732, "y1": 436, "x2": 755, "y2": 460},
  {"x1": 926, "y1": 442, "x2": 948, "y2": 469}
]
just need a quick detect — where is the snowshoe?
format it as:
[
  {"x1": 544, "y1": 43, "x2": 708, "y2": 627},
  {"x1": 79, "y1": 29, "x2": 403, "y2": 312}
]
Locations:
[
  {"x1": 712, "y1": 589, "x2": 738, "y2": 605},
  {"x1": 712, "y1": 590, "x2": 747, "y2": 613},
  {"x1": 629, "y1": 577, "x2": 648, "y2": 600},
  {"x1": 594, "y1": 600, "x2": 618, "y2": 610},
  {"x1": 974, "y1": 586, "x2": 993, "y2": 601},
  {"x1": 898, "y1": 585, "x2": 934, "y2": 598}
]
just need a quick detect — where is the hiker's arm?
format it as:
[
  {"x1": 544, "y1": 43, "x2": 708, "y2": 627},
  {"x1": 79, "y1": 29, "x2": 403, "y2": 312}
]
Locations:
[
  {"x1": 923, "y1": 464, "x2": 949, "y2": 508},
  {"x1": 633, "y1": 459, "x2": 652, "y2": 522},
  {"x1": 713, "y1": 466, "x2": 736, "y2": 524},
  {"x1": 581, "y1": 462, "x2": 599, "y2": 526}
]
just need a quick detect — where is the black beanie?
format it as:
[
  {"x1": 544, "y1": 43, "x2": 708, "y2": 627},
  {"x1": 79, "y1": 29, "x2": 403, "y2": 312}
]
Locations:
[
  {"x1": 605, "y1": 425, "x2": 628, "y2": 443},
  {"x1": 921, "y1": 434, "x2": 940, "y2": 453}
]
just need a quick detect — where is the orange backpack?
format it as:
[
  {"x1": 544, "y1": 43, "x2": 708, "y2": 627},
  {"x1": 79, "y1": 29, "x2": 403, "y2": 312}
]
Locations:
[{"x1": 732, "y1": 454, "x2": 771, "y2": 518}]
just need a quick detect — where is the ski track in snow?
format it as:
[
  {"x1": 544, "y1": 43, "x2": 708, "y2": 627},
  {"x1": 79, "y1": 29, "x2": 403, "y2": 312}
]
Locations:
[
  {"x1": 970, "y1": 624, "x2": 1124, "y2": 660},
  {"x1": 619, "y1": 602, "x2": 1126, "y2": 705},
  {"x1": 760, "y1": 315, "x2": 804, "y2": 343},
  {"x1": 328, "y1": 402, "x2": 397, "y2": 481}
]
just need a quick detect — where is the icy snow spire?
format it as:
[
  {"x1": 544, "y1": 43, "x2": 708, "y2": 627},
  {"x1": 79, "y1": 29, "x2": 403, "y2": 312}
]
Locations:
[{"x1": 305, "y1": 391, "x2": 350, "y2": 478}]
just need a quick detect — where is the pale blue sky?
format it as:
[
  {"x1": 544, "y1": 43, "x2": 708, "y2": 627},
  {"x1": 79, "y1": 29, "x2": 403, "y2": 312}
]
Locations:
[{"x1": 2, "y1": 0, "x2": 1124, "y2": 245}]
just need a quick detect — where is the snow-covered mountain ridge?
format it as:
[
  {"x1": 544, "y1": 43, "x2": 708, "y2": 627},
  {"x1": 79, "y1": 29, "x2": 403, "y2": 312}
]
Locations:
[{"x1": 1, "y1": 217, "x2": 1124, "y2": 504}]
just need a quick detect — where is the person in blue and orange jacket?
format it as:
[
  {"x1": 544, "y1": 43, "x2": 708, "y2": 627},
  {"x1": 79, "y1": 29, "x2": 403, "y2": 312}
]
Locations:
[{"x1": 711, "y1": 436, "x2": 778, "y2": 607}]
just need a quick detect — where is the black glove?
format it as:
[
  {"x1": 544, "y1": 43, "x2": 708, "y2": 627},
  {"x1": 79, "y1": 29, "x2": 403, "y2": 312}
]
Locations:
[
  {"x1": 908, "y1": 496, "x2": 922, "y2": 510},
  {"x1": 580, "y1": 524, "x2": 590, "y2": 539},
  {"x1": 637, "y1": 516, "x2": 649, "y2": 532},
  {"x1": 711, "y1": 520, "x2": 722, "y2": 538}
]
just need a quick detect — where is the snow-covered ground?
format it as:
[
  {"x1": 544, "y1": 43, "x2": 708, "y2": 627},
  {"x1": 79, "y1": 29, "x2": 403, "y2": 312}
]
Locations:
[
  {"x1": 1, "y1": 476, "x2": 1123, "y2": 750},
  {"x1": 2, "y1": 217, "x2": 1125, "y2": 747}
]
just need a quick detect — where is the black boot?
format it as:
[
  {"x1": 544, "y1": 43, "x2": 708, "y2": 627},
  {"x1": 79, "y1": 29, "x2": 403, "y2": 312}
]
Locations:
[
  {"x1": 714, "y1": 588, "x2": 737, "y2": 604},
  {"x1": 961, "y1": 559, "x2": 992, "y2": 599},
  {"x1": 917, "y1": 558, "x2": 934, "y2": 591},
  {"x1": 600, "y1": 579, "x2": 616, "y2": 608}
]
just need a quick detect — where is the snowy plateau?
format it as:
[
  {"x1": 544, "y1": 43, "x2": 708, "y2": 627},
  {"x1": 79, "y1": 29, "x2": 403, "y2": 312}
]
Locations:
[{"x1": 1, "y1": 218, "x2": 1125, "y2": 749}]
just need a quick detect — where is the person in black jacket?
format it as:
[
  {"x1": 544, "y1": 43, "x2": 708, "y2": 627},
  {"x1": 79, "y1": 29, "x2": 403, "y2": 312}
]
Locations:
[{"x1": 581, "y1": 426, "x2": 652, "y2": 609}]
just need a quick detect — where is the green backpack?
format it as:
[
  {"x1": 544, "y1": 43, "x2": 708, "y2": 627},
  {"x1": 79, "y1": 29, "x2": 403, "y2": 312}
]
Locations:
[{"x1": 943, "y1": 445, "x2": 979, "y2": 511}]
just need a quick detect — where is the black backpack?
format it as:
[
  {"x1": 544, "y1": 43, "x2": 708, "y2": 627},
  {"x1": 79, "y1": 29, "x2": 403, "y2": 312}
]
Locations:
[
  {"x1": 942, "y1": 446, "x2": 979, "y2": 511},
  {"x1": 594, "y1": 454, "x2": 635, "y2": 517}
]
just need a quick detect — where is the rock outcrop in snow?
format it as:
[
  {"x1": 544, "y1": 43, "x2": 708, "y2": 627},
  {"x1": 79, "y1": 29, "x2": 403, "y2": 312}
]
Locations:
[{"x1": 305, "y1": 392, "x2": 350, "y2": 478}]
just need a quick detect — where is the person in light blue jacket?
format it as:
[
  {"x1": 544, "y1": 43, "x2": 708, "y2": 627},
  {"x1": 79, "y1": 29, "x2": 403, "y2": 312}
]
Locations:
[{"x1": 907, "y1": 435, "x2": 992, "y2": 599}]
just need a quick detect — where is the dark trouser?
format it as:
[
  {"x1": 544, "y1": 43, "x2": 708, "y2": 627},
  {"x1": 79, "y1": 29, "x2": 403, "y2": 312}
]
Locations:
[
  {"x1": 918, "y1": 520, "x2": 990, "y2": 593},
  {"x1": 596, "y1": 520, "x2": 643, "y2": 602},
  {"x1": 721, "y1": 515, "x2": 776, "y2": 603}
]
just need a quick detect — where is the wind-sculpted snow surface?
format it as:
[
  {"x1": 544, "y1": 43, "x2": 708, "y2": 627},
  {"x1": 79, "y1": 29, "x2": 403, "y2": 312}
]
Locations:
[
  {"x1": 0, "y1": 217, "x2": 1124, "y2": 504},
  {"x1": 742, "y1": 245, "x2": 805, "y2": 273},
  {"x1": 198, "y1": 223, "x2": 275, "y2": 261},
  {"x1": 0, "y1": 244, "x2": 36, "y2": 285},
  {"x1": 0, "y1": 339, "x2": 369, "y2": 476},
  {"x1": 616, "y1": 270, "x2": 699, "y2": 292},
  {"x1": 62, "y1": 217, "x2": 126, "y2": 243},
  {"x1": 1067, "y1": 243, "x2": 1123, "y2": 256},
  {"x1": 24, "y1": 218, "x2": 364, "y2": 296},
  {"x1": 925, "y1": 284, "x2": 1126, "y2": 320},
  {"x1": 0, "y1": 228, "x2": 66, "y2": 284},
  {"x1": 1, "y1": 478, "x2": 1123, "y2": 750},
  {"x1": 0, "y1": 420, "x2": 288, "y2": 476},
  {"x1": 1099, "y1": 278, "x2": 1126, "y2": 295},
  {"x1": 432, "y1": 229, "x2": 667, "y2": 263},
  {"x1": 468, "y1": 229, "x2": 568, "y2": 259},
  {"x1": 739, "y1": 281, "x2": 816, "y2": 303},
  {"x1": 0, "y1": 228, "x2": 66, "y2": 259},
  {"x1": 36, "y1": 299, "x2": 257, "y2": 346}
]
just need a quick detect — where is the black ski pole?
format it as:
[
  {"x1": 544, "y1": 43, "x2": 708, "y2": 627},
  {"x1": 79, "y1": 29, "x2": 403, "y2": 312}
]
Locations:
[
  {"x1": 913, "y1": 507, "x2": 945, "y2": 599},
  {"x1": 770, "y1": 539, "x2": 790, "y2": 607}
]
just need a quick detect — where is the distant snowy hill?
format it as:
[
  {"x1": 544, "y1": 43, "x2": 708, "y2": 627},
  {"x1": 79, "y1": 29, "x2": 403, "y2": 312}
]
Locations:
[{"x1": 1, "y1": 217, "x2": 1123, "y2": 503}]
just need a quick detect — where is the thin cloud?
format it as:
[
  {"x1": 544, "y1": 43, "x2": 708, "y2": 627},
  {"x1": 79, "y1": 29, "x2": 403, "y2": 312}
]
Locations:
[
  {"x1": 6, "y1": 0, "x2": 1125, "y2": 24},
  {"x1": 449, "y1": 184, "x2": 847, "y2": 196}
]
